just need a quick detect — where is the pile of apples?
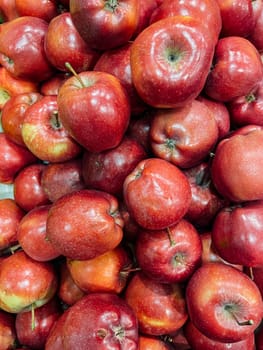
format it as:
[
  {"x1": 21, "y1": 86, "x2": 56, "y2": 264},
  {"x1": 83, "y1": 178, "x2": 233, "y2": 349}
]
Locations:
[{"x1": 2, "y1": 0, "x2": 263, "y2": 349}]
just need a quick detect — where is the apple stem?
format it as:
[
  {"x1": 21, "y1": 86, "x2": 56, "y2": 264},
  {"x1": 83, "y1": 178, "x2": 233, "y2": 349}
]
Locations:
[
  {"x1": 167, "y1": 227, "x2": 175, "y2": 247},
  {"x1": 248, "y1": 266, "x2": 254, "y2": 280},
  {"x1": 31, "y1": 303, "x2": 36, "y2": 331},
  {"x1": 225, "y1": 305, "x2": 254, "y2": 326},
  {"x1": 65, "y1": 62, "x2": 86, "y2": 88}
]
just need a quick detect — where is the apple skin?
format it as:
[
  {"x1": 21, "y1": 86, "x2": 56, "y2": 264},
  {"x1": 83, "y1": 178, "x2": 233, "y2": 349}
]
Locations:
[
  {"x1": 184, "y1": 319, "x2": 256, "y2": 350},
  {"x1": 0, "y1": 198, "x2": 25, "y2": 251},
  {"x1": 41, "y1": 157, "x2": 86, "y2": 203},
  {"x1": 46, "y1": 189, "x2": 124, "y2": 260},
  {"x1": 205, "y1": 36, "x2": 263, "y2": 102},
  {"x1": 0, "y1": 16, "x2": 54, "y2": 82},
  {"x1": 149, "y1": 99, "x2": 219, "y2": 168},
  {"x1": 44, "y1": 12, "x2": 100, "y2": 73},
  {"x1": 130, "y1": 15, "x2": 215, "y2": 108},
  {"x1": 13, "y1": 163, "x2": 50, "y2": 212},
  {"x1": 0, "y1": 309, "x2": 16, "y2": 350},
  {"x1": 15, "y1": 0, "x2": 58, "y2": 22},
  {"x1": 123, "y1": 158, "x2": 191, "y2": 230},
  {"x1": 1, "y1": 92, "x2": 43, "y2": 147},
  {"x1": 124, "y1": 271, "x2": 188, "y2": 336},
  {"x1": 70, "y1": 0, "x2": 139, "y2": 51},
  {"x1": 57, "y1": 70, "x2": 131, "y2": 153},
  {"x1": 66, "y1": 245, "x2": 132, "y2": 294},
  {"x1": 15, "y1": 297, "x2": 62, "y2": 350},
  {"x1": 249, "y1": 0, "x2": 263, "y2": 52},
  {"x1": 0, "y1": 132, "x2": 38, "y2": 184},
  {"x1": 132, "y1": 0, "x2": 158, "y2": 38},
  {"x1": 135, "y1": 219, "x2": 202, "y2": 283},
  {"x1": 82, "y1": 136, "x2": 147, "y2": 197},
  {"x1": 211, "y1": 125, "x2": 263, "y2": 202},
  {"x1": 211, "y1": 200, "x2": 263, "y2": 267},
  {"x1": 138, "y1": 334, "x2": 174, "y2": 350},
  {"x1": 17, "y1": 204, "x2": 61, "y2": 262},
  {"x1": 45, "y1": 292, "x2": 139, "y2": 350},
  {"x1": 186, "y1": 262, "x2": 263, "y2": 343},
  {"x1": 0, "y1": 0, "x2": 18, "y2": 22},
  {"x1": 39, "y1": 72, "x2": 68, "y2": 96},
  {"x1": 0, "y1": 250, "x2": 58, "y2": 314}
]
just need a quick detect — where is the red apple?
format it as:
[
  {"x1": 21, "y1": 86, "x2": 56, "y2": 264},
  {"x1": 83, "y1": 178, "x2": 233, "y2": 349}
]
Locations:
[
  {"x1": 124, "y1": 271, "x2": 188, "y2": 336},
  {"x1": 44, "y1": 12, "x2": 100, "y2": 73},
  {"x1": 21, "y1": 95, "x2": 82, "y2": 163},
  {"x1": 57, "y1": 70, "x2": 131, "y2": 153},
  {"x1": 82, "y1": 136, "x2": 147, "y2": 197},
  {"x1": 249, "y1": 0, "x2": 263, "y2": 52},
  {"x1": 127, "y1": 111, "x2": 153, "y2": 154},
  {"x1": 132, "y1": 0, "x2": 158, "y2": 38},
  {"x1": 41, "y1": 157, "x2": 86, "y2": 203},
  {"x1": 0, "y1": 16, "x2": 54, "y2": 82},
  {"x1": 135, "y1": 219, "x2": 202, "y2": 283},
  {"x1": 0, "y1": 0, "x2": 18, "y2": 22},
  {"x1": 0, "y1": 250, "x2": 58, "y2": 313},
  {"x1": 70, "y1": 0, "x2": 139, "y2": 50},
  {"x1": 39, "y1": 72, "x2": 68, "y2": 96},
  {"x1": 149, "y1": 99, "x2": 219, "y2": 168},
  {"x1": 123, "y1": 158, "x2": 191, "y2": 230},
  {"x1": 138, "y1": 334, "x2": 174, "y2": 349},
  {"x1": 15, "y1": 0, "x2": 58, "y2": 22},
  {"x1": 130, "y1": 15, "x2": 216, "y2": 108},
  {"x1": 0, "y1": 309, "x2": 16, "y2": 350},
  {"x1": 45, "y1": 292, "x2": 139, "y2": 349},
  {"x1": 186, "y1": 262, "x2": 263, "y2": 343},
  {"x1": 46, "y1": 189, "x2": 124, "y2": 260},
  {"x1": 17, "y1": 204, "x2": 61, "y2": 262},
  {"x1": 205, "y1": 36, "x2": 263, "y2": 102}
]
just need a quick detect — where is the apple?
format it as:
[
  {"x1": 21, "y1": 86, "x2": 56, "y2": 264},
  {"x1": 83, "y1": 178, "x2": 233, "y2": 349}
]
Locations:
[
  {"x1": 15, "y1": 297, "x2": 62, "y2": 350},
  {"x1": 211, "y1": 200, "x2": 263, "y2": 267},
  {"x1": 0, "y1": 250, "x2": 58, "y2": 314},
  {"x1": 132, "y1": 0, "x2": 158, "y2": 38},
  {"x1": 149, "y1": 99, "x2": 219, "y2": 168},
  {"x1": 118, "y1": 199, "x2": 141, "y2": 242},
  {"x1": 124, "y1": 271, "x2": 188, "y2": 336},
  {"x1": 66, "y1": 245, "x2": 133, "y2": 294},
  {"x1": 0, "y1": 0, "x2": 18, "y2": 22},
  {"x1": 39, "y1": 72, "x2": 68, "y2": 96},
  {"x1": 169, "y1": 328, "x2": 191, "y2": 350},
  {"x1": 13, "y1": 163, "x2": 50, "y2": 212},
  {"x1": 0, "y1": 16, "x2": 54, "y2": 82},
  {"x1": 44, "y1": 12, "x2": 100, "y2": 73},
  {"x1": 21, "y1": 95, "x2": 82, "y2": 163},
  {"x1": 57, "y1": 69, "x2": 131, "y2": 153},
  {"x1": 135, "y1": 219, "x2": 202, "y2": 283},
  {"x1": 186, "y1": 262, "x2": 263, "y2": 343},
  {"x1": 130, "y1": 15, "x2": 216, "y2": 108},
  {"x1": 41, "y1": 157, "x2": 86, "y2": 203},
  {"x1": 204, "y1": 36, "x2": 263, "y2": 102},
  {"x1": 249, "y1": 0, "x2": 263, "y2": 52},
  {"x1": 211, "y1": 125, "x2": 263, "y2": 202},
  {"x1": 46, "y1": 189, "x2": 124, "y2": 260},
  {"x1": 1, "y1": 91, "x2": 43, "y2": 147},
  {"x1": 17, "y1": 204, "x2": 61, "y2": 262},
  {"x1": 15, "y1": 0, "x2": 58, "y2": 22},
  {"x1": 123, "y1": 157, "x2": 191, "y2": 230},
  {"x1": 82, "y1": 136, "x2": 147, "y2": 197},
  {"x1": 0, "y1": 309, "x2": 16, "y2": 350},
  {"x1": 45, "y1": 292, "x2": 139, "y2": 349},
  {"x1": 138, "y1": 334, "x2": 174, "y2": 350},
  {"x1": 0, "y1": 132, "x2": 37, "y2": 184},
  {"x1": 70, "y1": 0, "x2": 139, "y2": 50}
]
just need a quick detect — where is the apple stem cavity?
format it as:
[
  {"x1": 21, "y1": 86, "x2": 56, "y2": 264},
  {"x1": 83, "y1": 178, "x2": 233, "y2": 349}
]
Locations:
[
  {"x1": 246, "y1": 92, "x2": 256, "y2": 103},
  {"x1": 65, "y1": 62, "x2": 86, "y2": 88},
  {"x1": 104, "y1": 0, "x2": 118, "y2": 12},
  {"x1": 224, "y1": 304, "x2": 254, "y2": 326}
]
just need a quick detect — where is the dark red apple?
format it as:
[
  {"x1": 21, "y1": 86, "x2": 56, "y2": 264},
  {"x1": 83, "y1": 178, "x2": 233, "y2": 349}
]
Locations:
[
  {"x1": 15, "y1": 0, "x2": 58, "y2": 22},
  {"x1": 0, "y1": 309, "x2": 16, "y2": 350}
]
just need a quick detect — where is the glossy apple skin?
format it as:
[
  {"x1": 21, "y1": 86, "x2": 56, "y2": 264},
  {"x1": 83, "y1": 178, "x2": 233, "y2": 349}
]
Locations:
[
  {"x1": 46, "y1": 292, "x2": 139, "y2": 350},
  {"x1": 211, "y1": 125, "x2": 263, "y2": 202},
  {"x1": 15, "y1": 297, "x2": 62, "y2": 350},
  {"x1": 44, "y1": 12, "x2": 100, "y2": 73},
  {"x1": 135, "y1": 219, "x2": 202, "y2": 283},
  {"x1": 149, "y1": 99, "x2": 219, "y2": 168},
  {"x1": 46, "y1": 189, "x2": 124, "y2": 260},
  {"x1": 0, "y1": 132, "x2": 37, "y2": 184},
  {"x1": 41, "y1": 157, "x2": 86, "y2": 203},
  {"x1": 22, "y1": 95, "x2": 82, "y2": 163},
  {"x1": 93, "y1": 42, "x2": 147, "y2": 116},
  {"x1": 67, "y1": 245, "x2": 132, "y2": 294},
  {"x1": 15, "y1": 0, "x2": 58, "y2": 22},
  {"x1": 39, "y1": 72, "x2": 68, "y2": 96},
  {"x1": 0, "y1": 250, "x2": 58, "y2": 313},
  {"x1": 13, "y1": 163, "x2": 50, "y2": 212},
  {"x1": 0, "y1": 198, "x2": 24, "y2": 251},
  {"x1": 57, "y1": 71, "x2": 131, "y2": 153},
  {"x1": 82, "y1": 136, "x2": 147, "y2": 197},
  {"x1": 125, "y1": 271, "x2": 188, "y2": 336},
  {"x1": 17, "y1": 204, "x2": 60, "y2": 262},
  {"x1": 205, "y1": 36, "x2": 263, "y2": 102},
  {"x1": 249, "y1": 0, "x2": 263, "y2": 52},
  {"x1": 123, "y1": 158, "x2": 191, "y2": 230},
  {"x1": 150, "y1": 0, "x2": 222, "y2": 43},
  {"x1": 186, "y1": 262, "x2": 263, "y2": 343},
  {"x1": 70, "y1": 0, "x2": 139, "y2": 50},
  {"x1": 1, "y1": 92, "x2": 43, "y2": 147},
  {"x1": 138, "y1": 334, "x2": 174, "y2": 350},
  {"x1": 184, "y1": 319, "x2": 256, "y2": 350},
  {"x1": 0, "y1": 16, "x2": 54, "y2": 82},
  {"x1": 211, "y1": 201, "x2": 263, "y2": 267},
  {"x1": 130, "y1": 16, "x2": 215, "y2": 108},
  {"x1": 0, "y1": 309, "x2": 16, "y2": 350},
  {"x1": 132, "y1": 0, "x2": 158, "y2": 38},
  {"x1": 127, "y1": 111, "x2": 152, "y2": 154}
]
